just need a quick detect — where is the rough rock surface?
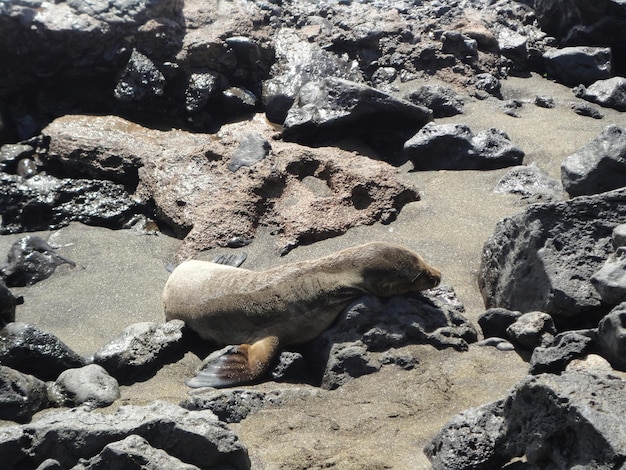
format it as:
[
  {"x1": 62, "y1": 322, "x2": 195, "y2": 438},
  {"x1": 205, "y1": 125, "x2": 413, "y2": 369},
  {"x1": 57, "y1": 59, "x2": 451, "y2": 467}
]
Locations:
[
  {"x1": 404, "y1": 123, "x2": 524, "y2": 171},
  {"x1": 0, "y1": 322, "x2": 86, "y2": 381},
  {"x1": 597, "y1": 304, "x2": 626, "y2": 371},
  {"x1": 427, "y1": 370, "x2": 626, "y2": 470},
  {"x1": 305, "y1": 287, "x2": 478, "y2": 390},
  {"x1": 70, "y1": 434, "x2": 201, "y2": 470},
  {"x1": 93, "y1": 320, "x2": 188, "y2": 384},
  {"x1": 493, "y1": 163, "x2": 565, "y2": 203},
  {"x1": 49, "y1": 365, "x2": 120, "y2": 409},
  {"x1": 479, "y1": 187, "x2": 626, "y2": 324},
  {"x1": 404, "y1": 84, "x2": 465, "y2": 118},
  {"x1": 0, "y1": 280, "x2": 20, "y2": 326},
  {"x1": 529, "y1": 330, "x2": 595, "y2": 374},
  {"x1": 542, "y1": 46, "x2": 612, "y2": 86},
  {"x1": 0, "y1": 366, "x2": 49, "y2": 423},
  {"x1": 505, "y1": 311, "x2": 556, "y2": 350},
  {"x1": 561, "y1": 125, "x2": 626, "y2": 197},
  {"x1": 592, "y1": 247, "x2": 626, "y2": 305},
  {"x1": 282, "y1": 77, "x2": 433, "y2": 151},
  {"x1": 0, "y1": 401, "x2": 250, "y2": 470},
  {"x1": 578, "y1": 77, "x2": 626, "y2": 112}
]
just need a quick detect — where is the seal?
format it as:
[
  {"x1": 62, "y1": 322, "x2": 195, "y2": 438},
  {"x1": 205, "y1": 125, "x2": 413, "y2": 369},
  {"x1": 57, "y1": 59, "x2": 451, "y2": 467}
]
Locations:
[{"x1": 163, "y1": 241, "x2": 441, "y2": 388}]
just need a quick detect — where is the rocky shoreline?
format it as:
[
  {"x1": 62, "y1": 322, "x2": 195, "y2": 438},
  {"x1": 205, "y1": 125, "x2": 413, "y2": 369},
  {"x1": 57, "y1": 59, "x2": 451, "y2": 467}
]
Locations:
[{"x1": 1, "y1": 0, "x2": 626, "y2": 468}]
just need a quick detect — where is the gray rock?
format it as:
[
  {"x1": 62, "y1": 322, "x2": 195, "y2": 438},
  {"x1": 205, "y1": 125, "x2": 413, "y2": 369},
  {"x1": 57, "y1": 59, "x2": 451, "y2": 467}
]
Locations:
[
  {"x1": 597, "y1": 304, "x2": 626, "y2": 371},
  {"x1": 496, "y1": 27, "x2": 528, "y2": 63},
  {"x1": 0, "y1": 173, "x2": 141, "y2": 235},
  {"x1": 0, "y1": 401, "x2": 250, "y2": 469},
  {"x1": 535, "y1": 0, "x2": 626, "y2": 48},
  {"x1": 591, "y1": 247, "x2": 626, "y2": 305},
  {"x1": 0, "y1": 279, "x2": 20, "y2": 326},
  {"x1": 579, "y1": 77, "x2": 626, "y2": 111},
  {"x1": 529, "y1": 330, "x2": 595, "y2": 374},
  {"x1": 502, "y1": 371, "x2": 626, "y2": 469},
  {"x1": 404, "y1": 84, "x2": 464, "y2": 118},
  {"x1": 182, "y1": 387, "x2": 317, "y2": 424},
  {"x1": 70, "y1": 434, "x2": 201, "y2": 470},
  {"x1": 0, "y1": 322, "x2": 86, "y2": 381},
  {"x1": 493, "y1": 163, "x2": 565, "y2": 203},
  {"x1": 270, "y1": 351, "x2": 309, "y2": 383},
  {"x1": 306, "y1": 287, "x2": 477, "y2": 389},
  {"x1": 404, "y1": 123, "x2": 524, "y2": 171},
  {"x1": 283, "y1": 77, "x2": 432, "y2": 151},
  {"x1": 571, "y1": 101, "x2": 604, "y2": 119},
  {"x1": 228, "y1": 133, "x2": 271, "y2": 172},
  {"x1": 506, "y1": 311, "x2": 556, "y2": 350},
  {"x1": 561, "y1": 125, "x2": 626, "y2": 197},
  {"x1": 1, "y1": 235, "x2": 75, "y2": 287},
  {"x1": 0, "y1": 143, "x2": 35, "y2": 173},
  {"x1": 49, "y1": 364, "x2": 120, "y2": 409},
  {"x1": 114, "y1": 49, "x2": 165, "y2": 103},
  {"x1": 474, "y1": 73, "x2": 501, "y2": 98},
  {"x1": 479, "y1": 187, "x2": 626, "y2": 323},
  {"x1": 93, "y1": 320, "x2": 187, "y2": 384},
  {"x1": 36, "y1": 459, "x2": 62, "y2": 470},
  {"x1": 534, "y1": 95, "x2": 555, "y2": 109},
  {"x1": 262, "y1": 29, "x2": 364, "y2": 124},
  {"x1": 477, "y1": 308, "x2": 523, "y2": 339},
  {"x1": 185, "y1": 70, "x2": 223, "y2": 113},
  {"x1": 0, "y1": 365, "x2": 49, "y2": 423},
  {"x1": 426, "y1": 370, "x2": 626, "y2": 470},
  {"x1": 613, "y1": 224, "x2": 626, "y2": 248},
  {"x1": 441, "y1": 31, "x2": 478, "y2": 61},
  {"x1": 543, "y1": 47, "x2": 612, "y2": 86},
  {"x1": 425, "y1": 400, "x2": 507, "y2": 470}
]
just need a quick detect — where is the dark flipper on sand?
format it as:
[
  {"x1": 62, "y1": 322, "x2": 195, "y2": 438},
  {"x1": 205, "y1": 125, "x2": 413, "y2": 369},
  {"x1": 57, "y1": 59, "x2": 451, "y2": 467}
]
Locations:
[{"x1": 187, "y1": 336, "x2": 280, "y2": 388}]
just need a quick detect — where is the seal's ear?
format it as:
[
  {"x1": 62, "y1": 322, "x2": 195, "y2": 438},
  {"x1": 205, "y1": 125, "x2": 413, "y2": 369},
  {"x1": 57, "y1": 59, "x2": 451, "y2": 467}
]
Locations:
[{"x1": 187, "y1": 336, "x2": 280, "y2": 388}]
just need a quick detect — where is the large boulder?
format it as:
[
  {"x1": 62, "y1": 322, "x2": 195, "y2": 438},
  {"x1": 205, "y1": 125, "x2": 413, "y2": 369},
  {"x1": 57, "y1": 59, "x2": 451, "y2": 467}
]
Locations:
[
  {"x1": 404, "y1": 123, "x2": 524, "y2": 171},
  {"x1": 597, "y1": 304, "x2": 626, "y2": 371},
  {"x1": 578, "y1": 76, "x2": 626, "y2": 112},
  {"x1": 479, "y1": 187, "x2": 626, "y2": 325},
  {"x1": 0, "y1": 365, "x2": 50, "y2": 423},
  {"x1": 282, "y1": 77, "x2": 432, "y2": 153},
  {"x1": 0, "y1": 401, "x2": 250, "y2": 469},
  {"x1": 426, "y1": 370, "x2": 626, "y2": 469},
  {"x1": 543, "y1": 46, "x2": 612, "y2": 86},
  {"x1": 561, "y1": 125, "x2": 626, "y2": 197}
]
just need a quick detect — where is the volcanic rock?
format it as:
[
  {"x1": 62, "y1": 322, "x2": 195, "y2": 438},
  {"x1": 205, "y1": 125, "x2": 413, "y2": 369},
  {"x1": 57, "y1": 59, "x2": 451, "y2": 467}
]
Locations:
[
  {"x1": 597, "y1": 304, "x2": 626, "y2": 371},
  {"x1": 49, "y1": 364, "x2": 120, "y2": 409},
  {"x1": 543, "y1": 46, "x2": 612, "y2": 86},
  {"x1": 578, "y1": 76, "x2": 626, "y2": 112},
  {"x1": 0, "y1": 365, "x2": 49, "y2": 423}
]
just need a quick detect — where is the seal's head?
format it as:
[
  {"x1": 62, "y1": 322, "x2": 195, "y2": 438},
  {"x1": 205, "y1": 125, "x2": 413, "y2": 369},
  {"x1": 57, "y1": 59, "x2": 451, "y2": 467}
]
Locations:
[{"x1": 352, "y1": 242, "x2": 441, "y2": 297}]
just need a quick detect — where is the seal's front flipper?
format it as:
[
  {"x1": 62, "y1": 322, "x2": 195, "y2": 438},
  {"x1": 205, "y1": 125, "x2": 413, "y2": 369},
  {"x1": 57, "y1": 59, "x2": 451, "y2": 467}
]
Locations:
[{"x1": 187, "y1": 336, "x2": 280, "y2": 388}]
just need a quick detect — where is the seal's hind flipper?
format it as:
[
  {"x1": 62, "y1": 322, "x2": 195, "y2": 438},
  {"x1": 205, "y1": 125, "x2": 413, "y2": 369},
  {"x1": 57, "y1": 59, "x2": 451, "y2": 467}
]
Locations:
[{"x1": 187, "y1": 336, "x2": 280, "y2": 388}]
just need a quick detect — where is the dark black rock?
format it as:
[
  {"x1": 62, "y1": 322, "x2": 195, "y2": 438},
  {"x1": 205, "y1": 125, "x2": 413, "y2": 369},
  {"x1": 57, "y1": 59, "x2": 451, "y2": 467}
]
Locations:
[
  {"x1": 221, "y1": 87, "x2": 258, "y2": 116},
  {"x1": 0, "y1": 143, "x2": 35, "y2": 173},
  {"x1": 578, "y1": 77, "x2": 626, "y2": 111},
  {"x1": 441, "y1": 31, "x2": 478, "y2": 62},
  {"x1": 477, "y1": 308, "x2": 523, "y2": 339},
  {"x1": 270, "y1": 351, "x2": 309, "y2": 383},
  {"x1": 543, "y1": 46, "x2": 612, "y2": 86},
  {"x1": 262, "y1": 29, "x2": 365, "y2": 124},
  {"x1": 0, "y1": 173, "x2": 142, "y2": 235},
  {"x1": 183, "y1": 389, "x2": 275, "y2": 424},
  {"x1": 571, "y1": 102, "x2": 604, "y2": 119},
  {"x1": 613, "y1": 224, "x2": 626, "y2": 248},
  {"x1": 426, "y1": 370, "x2": 626, "y2": 470},
  {"x1": 506, "y1": 311, "x2": 557, "y2": 350},
  {"x1": 228, "y1": 133, "x2": 271, "y2": 172},
  {"x1": 0, "y1": 322, "x2": 86, "y2": 381},
  {"x1": 305, "y1": 287, "x2": 477, "y2": 389},
  {"x1": 93, "y1": 320, "x2": 187, "y2": 384},
  {"x1": 48, "y1": 364, "x2": 120, "y2": 409},
  {"x1": 474, "y1": 73, "x2": 501, "y2": 98},
  {"x1": 71, "y1": 434, "x2": 201, "y2": 470},
  {"x1": 184, "y1": 70, "x2": 224, "y2": 113},
  {"x1": 425, "y1": 400, "x2": 507, "y2": 470},
  {"x1": 405, "y1": 84, "x2": 464, "y2": 118},
  {"x1": 501, "y1": 371, "x2": 626, "y2": 468},
  {"x1": 493, "y1": 163, "x2": 565, "y2": 204},
  {"x1": 597, "y1": 304, "x2": 626, "y2": 370},
  {"x1": 591, "y1": 247, "x2": 626, "y2": 305},
  {"x1": 529, "y1": 330, "x2": 595, "y2": 374},
  {"x1": 534, "y1": 95, "x2": 555, "y2": 109},
  {"x1": 404, "y1": 123, "x2": 524, "y2": 171},
  {"x1": 0, "y1": 401, "x2": 250, "y2": 469},
  {"x1": 114, "y1": 49, "x2": 166, "y2": 103},
  {"x1": 0, "y1": 365, "x2": 49, "y2": 423},
  {"x1": 561, "y1": 125, "x2": 626, "y2": 197},
  {"x1": 1, "y1": 235, "x2": 75, "y2": 287},
  {"x1": 0, "y1": 279, "x2": 21, "y2": 326},
  {"x1": 479, "y1": 187, "x2": 626, "y2": 324},
  {"x1": 283, "y1": 77, "x2": 432, "y2": 153}
]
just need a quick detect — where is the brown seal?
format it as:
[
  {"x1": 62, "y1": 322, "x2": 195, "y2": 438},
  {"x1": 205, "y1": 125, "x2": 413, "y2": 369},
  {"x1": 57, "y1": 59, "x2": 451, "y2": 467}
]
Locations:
[{"x1": 163, "y1": 242, "x2": 441, "y2": 388}]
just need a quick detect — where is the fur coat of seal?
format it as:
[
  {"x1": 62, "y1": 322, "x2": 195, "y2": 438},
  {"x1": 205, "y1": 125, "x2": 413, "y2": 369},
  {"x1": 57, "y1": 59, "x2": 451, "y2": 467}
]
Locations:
[{"x1": 163, "y1": 241, "x2": 441, "y2": 388}]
